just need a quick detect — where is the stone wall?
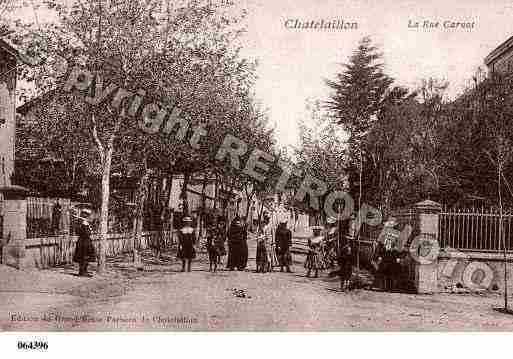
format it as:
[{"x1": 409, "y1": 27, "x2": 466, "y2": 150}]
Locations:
[
  {"x1": 438, "y1": 250, "x2": 513, "y2": 294},
  {"x1": 358, "y1": 200, "x2": 441, "y2": 293}
]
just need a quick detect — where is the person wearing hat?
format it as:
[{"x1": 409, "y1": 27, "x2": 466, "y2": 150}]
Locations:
[
  {"x1": 374, "y1": 218, "x2": 401, "y2": 291},
  {"x1": 324, "y1": 217, "x2": 339, "y2": 269},
  {"x1": 206, "y1": 217, "x2": 227, "y2": 272},
  {"x1": 304, "y1": 227, "x2": 324, "y2": 278},
  {"x1": 73, "y1": 208, "x2": 96, "y2": 277},
  {"x1": 338, "y1": 213, "x2": 354, "y2": 251},
  {"x1": 226, "y1": 216, "x2": 248, "y2": 271},
  {"x1": 275, "y1": 220, "x2": 293, "y2": 273},
  {"x1": 177, "y1": 216, "x2": 196, "y2": 272},
  {"x1": 255, "y1": 223, "x2": 271, "y2": 273}
]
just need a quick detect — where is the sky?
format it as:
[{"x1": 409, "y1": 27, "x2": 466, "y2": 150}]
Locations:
[
  {"x1": 235, "y1": 0, "x2": 513, "y2": 148},
  {"x1": 6, "y1": 0, "x2": 513, "y2": 149}
]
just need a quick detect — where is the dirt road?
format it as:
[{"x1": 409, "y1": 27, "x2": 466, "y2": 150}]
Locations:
[{"x1": 1, "y1": 237, "x2": 512, "y2": 331}]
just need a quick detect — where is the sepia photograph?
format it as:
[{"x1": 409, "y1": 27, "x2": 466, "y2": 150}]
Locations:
[{"x1": 1, "y1": 0, "x2": 513, "y2": 336}]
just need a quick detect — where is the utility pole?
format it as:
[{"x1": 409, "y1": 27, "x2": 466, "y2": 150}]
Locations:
[
  {"x1": 356, "y1": 148, "x2": 363, "y2": 275},
  {"x1": 498, "y1": 162, "x2": 508, "y2": 311}
]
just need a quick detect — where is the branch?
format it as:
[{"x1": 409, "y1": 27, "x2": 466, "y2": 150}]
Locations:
[
  {"x1": 484, "y1": 149, "x2": 498, "y2": 167},
  {"x1": 107, "y1": 115, "x2": 124, "y2": 150},
  {"x1": 91, "y1": 113, "x2": 105, "y2": 161}
]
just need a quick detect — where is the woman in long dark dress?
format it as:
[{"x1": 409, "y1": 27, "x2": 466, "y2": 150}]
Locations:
[
  {"x1": 275, "y1": 221, "x2": 292, "y2": 273},
  {"x1": 226, "y1": 217, "x2": 248, "y2": 271},
  {"x1": 214, "y1": 219, "x2": 227, "y2": 259},
  {"x1": 73, "y1": 209, "x2": 96, "y2": 277},
  {"x1": 177, "y1": 216, "x2": 196, "y2": 272},
  {"x1": 338, "y1": 242, "x2": 354, "y2": 291}
]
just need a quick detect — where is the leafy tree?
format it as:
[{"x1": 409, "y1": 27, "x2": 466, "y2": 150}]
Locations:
[
  {"x1": 455, "y1": 72, "x2": 513, "y2": 310},
  {"x1": 295, "y1": 99, "x2": 347, "y2": 222},
  {"x1": 11, "y1": 0, "x2": 257, "y2": 272},
  {"x1": 362, "y1": 86, "x2": 417, "y2": 213}
]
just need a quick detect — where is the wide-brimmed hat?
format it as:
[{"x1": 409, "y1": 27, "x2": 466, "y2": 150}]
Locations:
[
  {"x1": 384, "y1": 217, "x2": 398, "y2": 227},
  {"x1": 311, "y1": 236, "x2": 323, "y2": 244},
  {"x1": 81, "y1": 208, "x2": 92, "y2": 216},
  {"x1": 311, "y1": 226, "x2": 323, "y2": 234},
  {"x1": 71, "y1": 207, "x2": 91, "y2": 220},
  {"x1": 326, "y1": 217, "x2": 336, "y2": 224}
]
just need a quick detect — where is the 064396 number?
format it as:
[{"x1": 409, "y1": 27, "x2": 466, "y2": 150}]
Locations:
[{"x1": 17, "y1": 341, "x2": 48, "y2": 350}]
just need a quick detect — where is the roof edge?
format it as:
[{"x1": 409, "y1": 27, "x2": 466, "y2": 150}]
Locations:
[
  {"x1": 485, "y1": 35, "x2": 513, "y2": 66},
  {"x1": 0, "y1": 38, "x2": 20, "y2": 59}
]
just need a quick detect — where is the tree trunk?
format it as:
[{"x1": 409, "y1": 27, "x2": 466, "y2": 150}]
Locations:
[
  {"x1": 257, "y1": 200, "x2": 264, "y2": 231},
  {"x1": 245, "y1": 193, "x2": 254, "y2": 223},
  {"x1": 200, "y1": 172, "x2": 208, "y2": 236},
  {"x1": 97, "y1": 147, "x2": 113, "y2": 274},
  {"x1": 165, "y1": 173, "x2": 173, "y2": 209},
  {"x1": 219, "y1": 177, "x2": 227, "y2": 218},
  {"x1": 356, "y1": 148, "x2": 363, "y2": 275},
  {"x1": 228, "y1": 176, "x2": 236, "y2": 220},
  {"x1": 157, "y1": 175, "x2": 165, "y2": 208},
  {"x1": 132, "y1": 167, "x2": 150, "y2": 264},
  {"x1": 181, "y1": 171, "x2": 190, "y2": 215},
  {"x1": 213, "y1": 173, "x2": 218, "y2": 212}
]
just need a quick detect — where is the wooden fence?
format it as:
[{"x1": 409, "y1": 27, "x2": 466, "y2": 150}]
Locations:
[
  {"x1": 439, "y1": 207, "x2": 513, "y2": 252},
  {"x1": 25, "y1": 230, "x2": 178, "y2": 269},
  {"x1": 26, "y1": 197, "x2": 73, "y2": 238}
]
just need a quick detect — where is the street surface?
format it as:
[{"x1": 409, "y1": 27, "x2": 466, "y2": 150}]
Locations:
[{"x1": 1, "y1": 236, "x2": 512, "y2": 331}]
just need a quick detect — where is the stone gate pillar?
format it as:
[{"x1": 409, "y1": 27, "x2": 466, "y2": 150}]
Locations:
[
  {"x1": 0, "y1": 185, "x2": 32, "y2": 269},
  {"x1": 411, "y1": 199, "x2": 441, "y2": 294}
]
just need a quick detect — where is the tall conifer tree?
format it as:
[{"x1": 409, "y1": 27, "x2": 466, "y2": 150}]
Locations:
[{"x1": 325, "y1": 36, "x2": 393, "y2": 202}]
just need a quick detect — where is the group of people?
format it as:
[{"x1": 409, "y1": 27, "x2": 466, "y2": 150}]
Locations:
[
  {"x1": 71, "y1": 206, "x2": 404, "y2": 293},
  {"x1": 304, "y1": 226, "x2": 355, "y2": 291},
  {"x1": 176, "y1": 214, "x2": 294, "y2": 274},
  {"x1": 255, "y1": 218, "x2": 293, "y2": 273},
  {"x1": 372, "y1": 219, "x2": 403, "y2": 291},
  {"x1": 176, "y1": 215, "x2": 248, "y2": 272}
]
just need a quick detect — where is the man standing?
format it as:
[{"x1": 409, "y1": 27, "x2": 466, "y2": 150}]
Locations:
[
  {"x1": 73, "y1": 209, "x2": 96, "y2": 277},
  {"x1": 275, "y1": 220, "x2": 293, "y2": 273}
]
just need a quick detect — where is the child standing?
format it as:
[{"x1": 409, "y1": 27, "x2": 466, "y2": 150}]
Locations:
[
  {"x1": 177, "y1": 217, "x2": 196, "y2": 272},
  {"x1": 206, "y1": 221, "x2": 227, "y2": 272},
  {"x1": 255, "y1": 233, "x2": 269, "y2": 273},
  {"x1": 206, "y1": 229, "x2": 219, "y2": 272},
  {"x1": 304, "y1": 227, "x2": 324, "y2": 278}
]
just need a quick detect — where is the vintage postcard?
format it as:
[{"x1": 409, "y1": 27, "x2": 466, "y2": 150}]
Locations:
[{"x1": 1, "y1": 0, "x2": 513, "y2": 334}]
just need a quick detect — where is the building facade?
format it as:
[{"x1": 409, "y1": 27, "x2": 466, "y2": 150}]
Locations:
[
  {"x1": 484, "y1": 35, "x2": 513, "y2": 73},
  {"x1": 0, "y1": 39, "x2": 18, "y2": 187}
]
